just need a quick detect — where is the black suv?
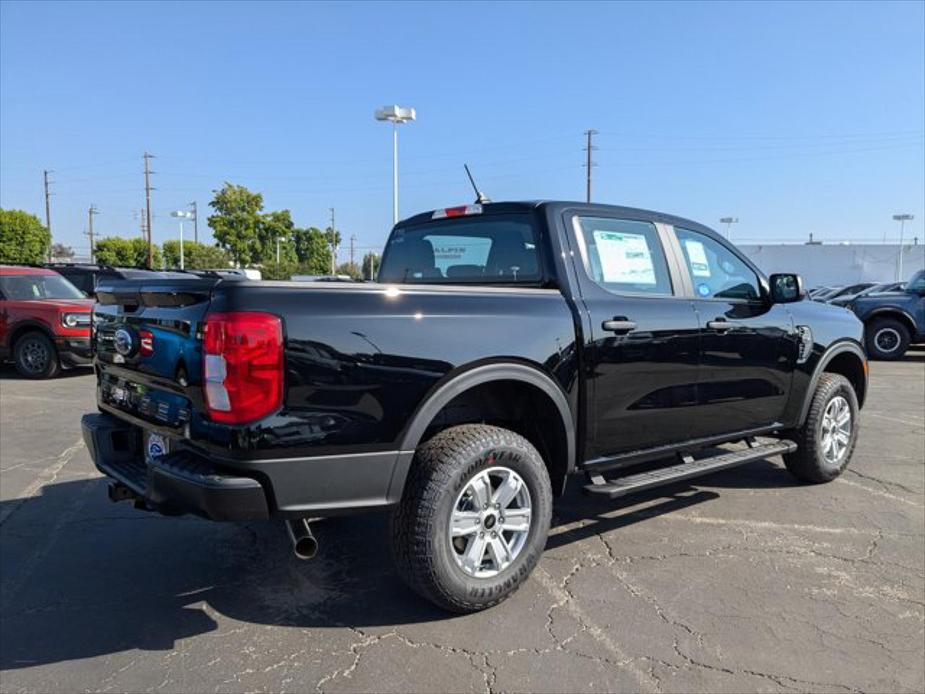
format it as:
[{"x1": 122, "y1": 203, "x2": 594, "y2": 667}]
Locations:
[
  {"x1": 43, "y1": 264, "x2": 164, "y2": 297},
  {"x1": 83, "y1": 200, "x2": 868, "y2": 612}
]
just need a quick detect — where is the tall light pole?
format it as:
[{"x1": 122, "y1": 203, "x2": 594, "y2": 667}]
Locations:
[
  {"x1": 375, "y1": 105, "x2": 416, "y2": 226},
  {"x1": 892, "y1": 213, "x2": 914, "y2": 281},
  {"x1": 171, "y1": 210, "x2": 193, "y2": 269},
  {"x1": 719, "y1": 216, "x2": 739, "y2": 241}
]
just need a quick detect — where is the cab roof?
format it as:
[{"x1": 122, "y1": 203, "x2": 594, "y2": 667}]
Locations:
[{"x1": 397, "y1": 200, "x2": 721, "y2": 239}]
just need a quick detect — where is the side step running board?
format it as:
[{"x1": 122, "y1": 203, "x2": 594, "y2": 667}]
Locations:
[{"x1": 583, "y1": 440, "x2": 797, "y2": 499}]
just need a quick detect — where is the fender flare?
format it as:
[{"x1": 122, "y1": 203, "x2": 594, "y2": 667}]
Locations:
[
  {"x1": 397, "y1": 361, "x2": 577, "y2": 471},
  {"x1": 8, "y1": 319, "x2": 56, "y2": 348},
  {"x1": 798, "y1": 340, "x2": 867, "y2": 424},
  {"x1": 862, "y1": 307, "x2": 917, "y2": 332}
]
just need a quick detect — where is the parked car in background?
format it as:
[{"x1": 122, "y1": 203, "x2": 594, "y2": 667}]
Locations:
[
  {"x1": 0, "y1": 265, "x2": 94, "y2": 378},
  {"x1": 43, "y1": 263, "x2": 167, "y2": 297},
  {"x1": 848, "y1": 269, "x2": 925, "y2": 359},
  {"x1": 822, "y1": 282, "x2": 879, "y2": 303},
  {"x1": 829, "y1": 281, "x2": 904, "y2": 307},
  {"x1": 812, "y1": 285, "x2": 845, "y2": 301},
  {"x1": 83, "y1": 200, "x2": 868, "y2": 613}
]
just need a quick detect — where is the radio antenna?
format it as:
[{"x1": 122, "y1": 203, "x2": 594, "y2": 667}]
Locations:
[{"x1": 464, "y1": 164, "x2": 490, "y2": 204}]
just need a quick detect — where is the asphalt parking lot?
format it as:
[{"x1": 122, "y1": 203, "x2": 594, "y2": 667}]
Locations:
[{"x1": 1, "y1": 356, "x2": 923, "y2": 694}]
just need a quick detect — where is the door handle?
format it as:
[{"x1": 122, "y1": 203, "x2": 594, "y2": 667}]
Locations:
[
  {"x1": 602, "y1": 318, "x2": 637, "y2": 334},
  {"x1": 707, "y1": 319, "x2": 733, "y2": 332}
]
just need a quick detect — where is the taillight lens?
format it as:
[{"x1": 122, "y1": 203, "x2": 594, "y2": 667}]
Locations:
[{"x1": 203, "y1": 312, "x2": 284, "y2": 424}]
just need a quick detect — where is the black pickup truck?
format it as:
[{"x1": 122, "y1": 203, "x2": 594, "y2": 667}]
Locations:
[{"x1": 82, "y1": 201, "x2": 868, "y2": 612}]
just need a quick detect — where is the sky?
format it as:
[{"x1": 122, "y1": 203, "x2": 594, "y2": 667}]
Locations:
[{"x1": 1, "y1": 0, "x2": 923, "y2": 260}]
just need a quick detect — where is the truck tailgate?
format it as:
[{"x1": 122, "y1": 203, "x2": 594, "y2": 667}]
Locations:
[{"x1": 93, "y1": 278, "x2": 218, "y2": 434}]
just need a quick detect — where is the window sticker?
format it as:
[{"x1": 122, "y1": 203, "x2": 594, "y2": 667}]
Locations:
[
  {"x1": 592, "y1": 231, "x2": 656, "y2": 285},
  {"x1": 683, "y1": 239, "x2": 711, "y2": 277}
]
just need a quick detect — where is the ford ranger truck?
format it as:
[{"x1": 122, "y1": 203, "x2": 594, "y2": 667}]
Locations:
[
  {"x1": 82, "y1": 201, "x2": 868, "y2": 613},
  {"x1": 1, "y1": 265, "x2": 94, "y2": 378}
]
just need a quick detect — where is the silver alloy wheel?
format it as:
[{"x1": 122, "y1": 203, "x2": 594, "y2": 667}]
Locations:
[
  {"x1": 821, "y1": 395, "x2": 852, "y2": 466},
  {"x1": 20, "y1": 338, "x2": 49, "y2": 374},
  {"x1": 448, "y1": 466, "x2": 532, "y2": 578},
  {"x1": 874, "y1": 327, "x2": 901, "y2": 354}
]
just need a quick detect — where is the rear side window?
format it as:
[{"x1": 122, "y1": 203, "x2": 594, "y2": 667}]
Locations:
[
  {"x1": 573, "y1": 216, "x2": 673, "y2": 296},
  {"x1": 378, "y1": 214, "x2": 541, "y2": 284},
  {"x1": 675, "y1": 227, "x2": 761, "y2": 301}
]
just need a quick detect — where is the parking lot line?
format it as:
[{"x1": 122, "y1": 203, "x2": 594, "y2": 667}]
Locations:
[{"x1": 835, "y1": 477, "x2": 925, "y2": 509}]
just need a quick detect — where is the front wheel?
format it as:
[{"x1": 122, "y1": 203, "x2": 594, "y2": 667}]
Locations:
[
  {"x1": 783, "y1": 373, "x2": 859, "y2": 483},
  {"x1": 865, "y1": 317, "x2": 910, "y2": 360},
  {"x1": 391, "y1": 424, "x2": 552, "y2": 613},
  {"x1": 13, "y1": 331, "x2": 60, "y2": 379}
]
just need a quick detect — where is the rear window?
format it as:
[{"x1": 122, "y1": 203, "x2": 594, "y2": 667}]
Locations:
[
  {"x1": 0, "y1": 274, "x2": 85, "y2": 300},
  {"x1": 378, "y1": 213, "x2": 542, "y2": 284}
]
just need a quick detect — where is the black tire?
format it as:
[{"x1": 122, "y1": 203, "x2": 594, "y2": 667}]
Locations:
[
  {"x1": 783, "y1": 373, "x2": 859, "y2": 483},
  {"x1": 391, "y1": 424, "x2": 553, "y2": 613},
  {"x1": 865, "y1": 317, "x2": 910, "y2": 360},
  {"x1": 13, "y1": 331, "x2": 60, "y2": 379}
]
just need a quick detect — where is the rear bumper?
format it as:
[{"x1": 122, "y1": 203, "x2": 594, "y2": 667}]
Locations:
[
  {"x1": 82, "y1": 411, "x2": 412, "y2": 521},
  {"x1": 82, "y1": 412, "x2": 269, "y2": 521},
  {"x1": 56, "y1": 336, "x2": 92, "y2": 368}
]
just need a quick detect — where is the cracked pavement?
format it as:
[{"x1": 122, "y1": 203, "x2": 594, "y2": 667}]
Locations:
[{"x1": 1, "y1": 355, "x2": 923, "y2": 693}]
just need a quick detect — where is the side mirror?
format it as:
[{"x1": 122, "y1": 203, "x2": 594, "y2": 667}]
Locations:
[{"x1": 769, "y1": 273, "x2": 805, "y2": 303}]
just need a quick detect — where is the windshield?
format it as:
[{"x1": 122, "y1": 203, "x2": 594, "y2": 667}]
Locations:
[
  {"x1": 907, "y1": 270, "x2": 925, "y2": 294},
  {"x1": 0, "y1": 273, "x2": 85, "y2": 300},
  {"x1": 378, "y1": 213, "x2": 542, "y2": 285}
]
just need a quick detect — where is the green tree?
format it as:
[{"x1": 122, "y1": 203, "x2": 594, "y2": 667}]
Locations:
[
  {"x1": 94, "y1": 237, "x2": 160, "y2": 267},
  {"x1": 258, "y1": 261, "x2": 301, "y2": 281},
  {"x1": 162, "y1": 240, "x2": 231, "y2": 269},
  {"x1": 292, "y1": 226, "x2": 332, "y2": 274},
  {"x1": 259, "y1": 210, "x2": 298, "y2": 264},
  {"x1": 361, "y1": 251, "x2": 381, "y2": 281},
  {"x1": 208, "y1": 183, "x2": 264, "y2": 266},
  {"x1": 0, "y1": 209, "x2": 51, "y2": 264}
]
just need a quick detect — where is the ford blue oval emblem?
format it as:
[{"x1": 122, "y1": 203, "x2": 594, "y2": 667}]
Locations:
[{"x1": 113, "y1": 328, "x2": 135, "y2": 356}]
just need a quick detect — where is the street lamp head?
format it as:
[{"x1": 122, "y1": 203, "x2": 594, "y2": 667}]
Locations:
[
  {"x1": 892, "y1": 214, "x2": 914, "y2": 222},
  {"x1": 375, "y1": 105, "x2": 416, "y2": 124},
  {"x1": 719, "y1": 217, "x2": 739, "y2": 224},
  {"x1": 171, "y1": 210, "x2": 193, "y2": 219}
]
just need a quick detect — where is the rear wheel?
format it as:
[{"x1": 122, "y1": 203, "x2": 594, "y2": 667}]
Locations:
[
  {"x1": 865, "y1": 317, "x2": 910, "y2": 360},
  {"x1": 783, "y1": 373, "x2": 858, "y2": 483},
  {"x1": 391, "y1": 424, "x2": 552, "y2": 613},
  {"x1": 13, "y1": 331, "x2": 60, "y2": 379}
]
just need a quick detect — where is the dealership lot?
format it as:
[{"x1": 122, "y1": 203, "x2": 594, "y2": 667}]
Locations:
[{"x1": 1, "y1": 357, "x2": 923, "y2": 693}]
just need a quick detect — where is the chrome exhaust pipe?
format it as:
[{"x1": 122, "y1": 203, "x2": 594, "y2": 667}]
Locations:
[{"x1": 285, "y1": 518, "x2": 318, "y2": 560}]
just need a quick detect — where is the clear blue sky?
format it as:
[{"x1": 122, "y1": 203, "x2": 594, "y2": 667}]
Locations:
[{"x1": 1, "y1": 0, "x2": 923, "y2": 259}]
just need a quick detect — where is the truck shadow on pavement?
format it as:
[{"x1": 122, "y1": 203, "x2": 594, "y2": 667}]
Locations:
[{"x1": 0, "y1": 459, "x2": 798, "y2": 670}]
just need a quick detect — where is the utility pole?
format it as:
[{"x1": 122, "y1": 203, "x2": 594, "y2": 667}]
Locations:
[
  {"x1": 189, "y1": 201, "x2": 198, "y2": 243},
  {"x1": 583, "y1": 129, "x2": 597, "y2": 203},
  {"x1": 143, "y1": 152, "x2": 155, "y2": 268},
  {"x1": 43, "y1": 170, "x2": 53, "y2": 259},
  {"x1": 86, "y1": 205, "x2": 99, "y2": 263},
  {"x1": 349, "y1": 234, "x2": 356, "y2": 270},
  {"x1": 329, "y1": 207, "x2": 337, "y2": 275}
]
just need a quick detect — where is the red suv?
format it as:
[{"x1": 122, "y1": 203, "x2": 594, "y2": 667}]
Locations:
[{"x1": 0, "y1": 265, "x2": 94, "y2": 378}]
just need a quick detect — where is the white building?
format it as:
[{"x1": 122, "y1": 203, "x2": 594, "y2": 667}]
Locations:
[{"x1": 738, "y1": 243, "x2": 924, "y2": 288}]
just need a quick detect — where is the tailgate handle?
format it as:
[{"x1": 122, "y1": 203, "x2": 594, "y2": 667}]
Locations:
[{"x1": 602, "y1": 318, "x2": 637, "y2": 334}]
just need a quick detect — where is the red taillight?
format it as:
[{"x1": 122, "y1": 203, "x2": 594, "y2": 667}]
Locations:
[
  {"x1": 203, "y1": 311, "x2": 284, "y2": 424},
  {"x1": 139, "y1": 329, "x2": 154, "y2": 357}
]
